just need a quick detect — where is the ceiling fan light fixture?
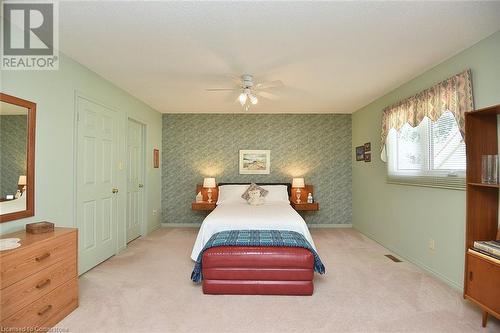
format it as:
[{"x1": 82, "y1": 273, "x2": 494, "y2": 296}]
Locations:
[
  {"x1": 208, "y1": 74, "x2": 280, "y2": 110},
  {"x1": 238, "y1": 92, "x2": 247, "y2": 106}
]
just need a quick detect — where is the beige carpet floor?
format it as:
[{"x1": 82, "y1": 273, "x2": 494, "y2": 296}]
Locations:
[{"x1": 56, "y1": 228, "x2": 499, "y2": 333}]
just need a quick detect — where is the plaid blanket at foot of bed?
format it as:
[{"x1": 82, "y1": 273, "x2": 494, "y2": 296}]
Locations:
[{"x1": 191, "y1": 230, "x2": 325, "y2": 283}]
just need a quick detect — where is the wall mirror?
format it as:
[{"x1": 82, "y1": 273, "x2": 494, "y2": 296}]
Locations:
[{"x1": 0, "y1": 93, "x2": 36, "y2": 222}]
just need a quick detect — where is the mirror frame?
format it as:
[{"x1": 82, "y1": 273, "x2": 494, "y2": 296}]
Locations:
[{"x1": 0, "y1": 92, "x2": 36, "y2": 223}]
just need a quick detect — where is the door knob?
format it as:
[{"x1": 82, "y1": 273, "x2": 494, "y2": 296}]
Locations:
[
  {"x1": 138, "y1": 184, "x2": 144, "y2": 188},
  {"x1": 112, "y1": 188, "x2": 119, "y2": 194}
]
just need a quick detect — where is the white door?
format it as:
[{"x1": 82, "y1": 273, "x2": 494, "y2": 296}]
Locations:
[
  {"x1": 76, "y1": 97, "x2": 119, "y2": 274},
  {"x1": 126, "y1": 119, "x2": 144, "y2": 243}
]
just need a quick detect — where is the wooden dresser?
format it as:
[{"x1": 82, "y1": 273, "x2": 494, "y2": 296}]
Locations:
[{"x1": 0, "y1": 227, "x2": 78, "y2": 331}]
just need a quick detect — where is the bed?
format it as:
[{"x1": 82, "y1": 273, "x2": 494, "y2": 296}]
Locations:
[{"x1": 190, "y1": 183, "x2": 324, "y2": 295}]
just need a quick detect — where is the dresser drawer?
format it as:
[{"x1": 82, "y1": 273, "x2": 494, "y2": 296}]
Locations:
[
  {"x1": 1, "y1": 256, "x2": 77, "y2": 320},
  {"x1": 0, "y1": 231, "x2": 76, "y2": 289},
  {"x1": 1, "y1": 277, "x2": 78, "y2": 330}
]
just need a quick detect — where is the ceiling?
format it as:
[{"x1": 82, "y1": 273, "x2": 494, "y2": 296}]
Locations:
[{"x1": 59, "y1": 1, "x2": 500, "y2": 114}]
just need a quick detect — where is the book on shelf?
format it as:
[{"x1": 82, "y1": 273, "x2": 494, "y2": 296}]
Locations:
[
  {"x1": 468, "y1": 248, "x2": 500, "y2": 264},
  {"x1": 473, "y1": 240, "x2": 500, "y2": 257},
  {"x1": 472, "y1": 247, "x2": 500, "y2": 260}
]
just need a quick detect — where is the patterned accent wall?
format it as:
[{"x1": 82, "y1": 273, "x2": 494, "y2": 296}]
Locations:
[
  {"x1": 0, "y1": 115, "x2": 28, "y2": 197},
  {"x1": 162, "y1": 114, "x2": 352, "y2": 225}
]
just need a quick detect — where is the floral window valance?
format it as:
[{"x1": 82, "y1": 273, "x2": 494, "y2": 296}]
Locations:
[{"x1": 380, "y1": 69, "x2": 474, "y2": 157}]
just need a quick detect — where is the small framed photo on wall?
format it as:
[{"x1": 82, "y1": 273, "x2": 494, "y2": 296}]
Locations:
[
  {"x1": 153, "y1": 149, "x2": 160, "y2": 168},
  {"x1": 364, "y1": 142, "x2": 371, "y2": 152},
  {"x1": 356, "y1": 146, "x2": 365, "y2": 161},
  {"x1": 364, "y1": 152, "x2": 371, "y2": 162}
]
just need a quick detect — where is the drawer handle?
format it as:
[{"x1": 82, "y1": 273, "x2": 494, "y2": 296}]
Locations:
[
  {"x1": 36, "y1": 278, "x2": 51, "y2": 289},
  {"x1": 35, "y1": 252, "x2": 51, "y2": 262},
  {"x1": 37, "y1": 304, "x2": 52, "y2": 316}
]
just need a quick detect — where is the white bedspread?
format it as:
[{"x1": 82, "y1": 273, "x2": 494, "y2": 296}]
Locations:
[{"x1": 190, "y1": 202, "x2": 316, "y2": 261}]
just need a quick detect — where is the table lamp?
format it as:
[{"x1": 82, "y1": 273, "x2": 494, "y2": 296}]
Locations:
[
  {"x1": 292, "y1": 178, "x2": 305, "y2": 203},
  {"x1": 203, "y1": 177, "x2": 216, "y2": 203},
  {"x1": 18, "y1": 175, "x2": 27, "y2": 192}
]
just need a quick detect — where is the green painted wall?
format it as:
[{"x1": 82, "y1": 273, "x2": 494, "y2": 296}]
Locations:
[
  {"x1": 162, "y1": 114, "x2": 352, "y2": 225},
  {"x1": 0, "y1": 53, "x2": 163, "y2": 250},
  {"x1": 352, "y1": 31, "x2": 500, "y2": 289},
  {"x1": 0, "y1": 115, "x2": 28, "y2": 197}
]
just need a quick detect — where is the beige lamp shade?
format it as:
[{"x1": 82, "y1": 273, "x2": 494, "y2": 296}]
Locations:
[
  {"x1": 18, "y1": 175, "x2": 27, "y2": 186},
  {"x1": 203, "y1": 177, "x2": 216, "y2": 188},
  {"x1": 292, "y1": 178, "x2": 305, "y2": 188}
]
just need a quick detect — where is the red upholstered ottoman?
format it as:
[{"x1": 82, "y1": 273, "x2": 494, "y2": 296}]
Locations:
[{"x1": 202, "y1": 246, "x2": 314, "y2": 295}]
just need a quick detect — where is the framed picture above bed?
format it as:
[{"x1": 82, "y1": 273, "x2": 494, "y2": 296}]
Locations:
[{"x1": 239, "y1": 150, "x2": 271, "y2": 174}]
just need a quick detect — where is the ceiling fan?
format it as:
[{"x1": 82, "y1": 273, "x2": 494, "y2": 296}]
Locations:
[{"x1": 206, "y1": 74, "x2": 283, "y2": 111}]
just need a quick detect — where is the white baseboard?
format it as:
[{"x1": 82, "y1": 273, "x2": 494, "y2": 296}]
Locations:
[
  {"x1": 161, "y1": 223, "x2": 352, "y2": 228},
  {"x1": 353, "y1": 226, "x2": 463, "y2": 291}
]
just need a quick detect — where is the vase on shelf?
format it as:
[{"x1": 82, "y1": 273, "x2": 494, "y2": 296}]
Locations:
[{"x1": 481, "y1": 155, "x2": 498, "y2": 184}]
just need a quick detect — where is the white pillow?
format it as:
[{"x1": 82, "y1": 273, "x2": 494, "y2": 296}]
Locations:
[
  {"x1": 216, "y1": 185, "x2": 249, "y2": 204},
  {"x1": 261, "y1": 185, "x2": 290, "y2": 203}
]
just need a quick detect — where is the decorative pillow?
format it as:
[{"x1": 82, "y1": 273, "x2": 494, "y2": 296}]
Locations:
[
  {"x1": 241, "y1": 183, "x2": 269, "y2": 201},
  {"x1": 247, "y1": 189, "x2": 265, "y2": 206}
]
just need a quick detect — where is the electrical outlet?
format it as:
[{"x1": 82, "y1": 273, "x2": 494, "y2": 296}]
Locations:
[
  {"x1": 152, "y1": 209, "x2": 157, "y2": 216},
  {"x1": 428, "y1": 239, "x2": 435, "y2": 251}
]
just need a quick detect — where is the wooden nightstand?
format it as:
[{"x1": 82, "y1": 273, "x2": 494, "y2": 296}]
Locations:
[
  {"x1": 291, "y1": 202, "x2": 319, "y2": 211},
  {"x1": 192, "y1": 202, "x2": 217, "y2": 211}
]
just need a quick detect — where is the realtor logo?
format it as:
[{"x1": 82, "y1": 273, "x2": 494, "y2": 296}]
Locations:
[{"x1": 1, "y1": 1, "x2": 59, "y2": 70}]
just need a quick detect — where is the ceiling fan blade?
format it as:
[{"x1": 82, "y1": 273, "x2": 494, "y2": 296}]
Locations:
[
  {"x1": 254, "y1": 80, "x2": 284, "y2": 90},
  {"x1": 205, "y1": 88, "x2": 238, "y2": 91},
  {"x1": 228, "y1": 74, "x2": 243, "y2": 85},
  {"x1": 255, "y1": 91, "x2": 279, "y2": 100}
]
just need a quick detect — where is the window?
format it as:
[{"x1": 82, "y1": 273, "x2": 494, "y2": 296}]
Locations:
[{"x1": 386, "y1": 111, "x2": 466, "y2": 189}]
